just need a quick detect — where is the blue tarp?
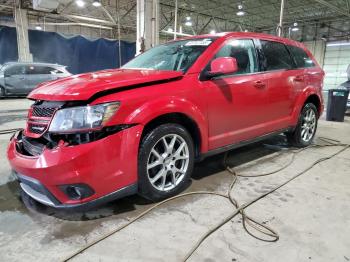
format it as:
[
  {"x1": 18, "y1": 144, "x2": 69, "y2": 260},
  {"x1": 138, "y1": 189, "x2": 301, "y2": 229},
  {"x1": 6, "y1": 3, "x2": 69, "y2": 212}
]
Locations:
[
  {"x1": 0, "y1": 26, "x2": 136, "y2": 74},
  {"x1": 0, "y1": 26, "x2": 18, "y2": 64}
]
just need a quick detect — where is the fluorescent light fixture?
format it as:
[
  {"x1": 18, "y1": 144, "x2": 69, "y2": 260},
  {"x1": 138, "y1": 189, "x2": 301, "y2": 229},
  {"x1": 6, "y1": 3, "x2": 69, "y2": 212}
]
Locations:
[
  {"x1": 210, "y1": 30, "x2": 216, "y2": 34},
  {"x1": 236, "y1": 11, "x2": 245, "y2": 16},
  {"x1": 291, "y1": 27, "x2": 299, "y2": 32},
  {"x1": 35, "y1": 25, "x2": 42, "y2": 30},
  {"x1": 76, "y1": 0, "x2": 85, "y2": 7},
  {"x1": 327, "y1": 42, "x2": 350, "y2": 47},
  {"x1": 92, "y1": 0, "x2": 101, "y2": 7},
  {"x1": 185, "y1": 21, "x2": 192, "y2": 26},
  {"x1": 186, "y1": 16, "x2": 191, "y2": 21}
]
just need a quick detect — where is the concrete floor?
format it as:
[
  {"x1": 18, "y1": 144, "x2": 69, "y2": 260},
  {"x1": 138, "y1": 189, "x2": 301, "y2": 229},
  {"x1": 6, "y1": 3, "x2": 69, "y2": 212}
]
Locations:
[{"x1": 0, "y1": 98, "x2": 350, "y2": 262}]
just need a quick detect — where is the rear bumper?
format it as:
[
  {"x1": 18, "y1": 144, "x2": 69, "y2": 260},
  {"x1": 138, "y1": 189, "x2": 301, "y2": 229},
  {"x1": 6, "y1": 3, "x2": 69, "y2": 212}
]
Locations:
[{"x1": 7, "y1": 125, "x2": 143, "y2": 209}]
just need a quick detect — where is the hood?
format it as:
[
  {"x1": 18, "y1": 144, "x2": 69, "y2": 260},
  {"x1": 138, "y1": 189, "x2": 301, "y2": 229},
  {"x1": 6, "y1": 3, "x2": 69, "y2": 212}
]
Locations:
[{"x1": 28, "y1": 69, "x2": 184, "y2": 101}]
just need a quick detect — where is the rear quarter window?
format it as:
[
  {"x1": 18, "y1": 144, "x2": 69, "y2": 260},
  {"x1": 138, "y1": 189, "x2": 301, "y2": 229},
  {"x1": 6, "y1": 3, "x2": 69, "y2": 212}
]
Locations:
[
  {"x1": 260, "y1": 40, "x2": 294, "y2": 71},
  {"x1": 26, "y1": 66, "x2": 56, "y2": 75},
  {"x1": 287, "y1": 45, "x2": 315, "y2": 68}
]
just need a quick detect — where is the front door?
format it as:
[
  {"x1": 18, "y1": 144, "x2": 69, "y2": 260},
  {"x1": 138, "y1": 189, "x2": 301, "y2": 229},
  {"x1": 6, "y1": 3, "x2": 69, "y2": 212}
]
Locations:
[
  {"x1": 4, "y1": 65, "x2": 26, "y2": 94},
  {"x1": 203, "y1": 38, "x2": 269, "y2": 150}
]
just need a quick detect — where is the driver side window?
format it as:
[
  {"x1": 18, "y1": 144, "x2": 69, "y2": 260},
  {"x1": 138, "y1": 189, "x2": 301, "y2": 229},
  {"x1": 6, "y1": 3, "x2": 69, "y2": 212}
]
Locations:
[
  {"x1": 212, "y1": 39, "x2": 258, "y2": 75},
  {"x1": 5, "y1": 65, "x2": 25, "y2": 76}
]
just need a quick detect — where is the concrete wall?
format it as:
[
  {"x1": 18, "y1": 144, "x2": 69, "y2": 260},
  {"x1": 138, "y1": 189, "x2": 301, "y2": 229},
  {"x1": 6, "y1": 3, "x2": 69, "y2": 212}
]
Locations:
[{"x1": 323, "y1": 43, "x2": 350, "y2": 90}]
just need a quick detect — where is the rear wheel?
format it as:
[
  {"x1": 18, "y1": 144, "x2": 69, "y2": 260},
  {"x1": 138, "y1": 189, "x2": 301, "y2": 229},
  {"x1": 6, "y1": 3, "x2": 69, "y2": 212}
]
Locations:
[
  {"x1": 287, "y1": 103, "x2": 318, "y2": 147},
  {"x1": 138, "y1": 123, "x2": 194, "y2": 201}
]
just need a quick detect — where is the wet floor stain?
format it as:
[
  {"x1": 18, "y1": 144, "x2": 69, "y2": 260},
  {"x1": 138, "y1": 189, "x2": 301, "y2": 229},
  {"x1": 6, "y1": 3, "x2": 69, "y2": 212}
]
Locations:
[
  {"x1": 279, "y1": 197, "x2": 288, "y2": 202},
  {"x1": 0, "y1": 135, "x2": 289, "y2": 241},
  {"x1": 0, "y1": 181, "x2": 26, "y2": 213},
  {"x1": 285, "y1": 193, "x2": 294, "y2": 198}
]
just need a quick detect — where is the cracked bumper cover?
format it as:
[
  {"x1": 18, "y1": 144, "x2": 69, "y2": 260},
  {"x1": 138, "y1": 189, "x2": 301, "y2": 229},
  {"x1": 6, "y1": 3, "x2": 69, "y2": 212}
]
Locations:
[{"x1": 7, "y1": 125, "x2": 143, "y2": 210}]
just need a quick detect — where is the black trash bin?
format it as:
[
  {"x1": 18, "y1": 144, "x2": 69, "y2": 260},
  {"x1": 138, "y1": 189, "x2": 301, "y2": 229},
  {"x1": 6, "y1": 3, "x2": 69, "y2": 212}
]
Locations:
[{"x1": 326, "y1": 88, "x2": 349, "y2": 122}]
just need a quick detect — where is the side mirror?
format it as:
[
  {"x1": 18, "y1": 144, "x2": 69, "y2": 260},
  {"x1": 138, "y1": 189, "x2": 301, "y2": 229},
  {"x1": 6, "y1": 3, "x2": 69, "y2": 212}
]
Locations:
[{"x1": 208, "y1": 57, "x2": 238, "y2": 78}]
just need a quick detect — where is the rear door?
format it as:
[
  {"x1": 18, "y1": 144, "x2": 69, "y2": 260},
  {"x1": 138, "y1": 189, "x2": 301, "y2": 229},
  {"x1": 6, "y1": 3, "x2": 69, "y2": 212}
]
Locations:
[
  {"x1": 257, "y1": 39, "x2": 300, "y2": 131},
  {"x1": 287, "y1": 45, "x2": 322, "y2": 90},
  {"x1": 25, "y1": 65, "x2": 54, "y2": 91},
  {"x1": 4, "y1": 65, "x2": 27, "y2": 94}
]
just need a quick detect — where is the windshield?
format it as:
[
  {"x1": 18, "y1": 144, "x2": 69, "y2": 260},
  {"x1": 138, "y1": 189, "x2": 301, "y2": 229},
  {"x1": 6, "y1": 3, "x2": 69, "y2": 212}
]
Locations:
[{"x1": 122, "y1": 38, "x2": 216, "y2": 73}]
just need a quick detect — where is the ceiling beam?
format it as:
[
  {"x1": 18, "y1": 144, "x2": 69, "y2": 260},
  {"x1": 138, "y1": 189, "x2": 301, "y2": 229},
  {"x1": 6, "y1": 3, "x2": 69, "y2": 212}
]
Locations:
[
  {"x1": 121, "y1": 3, "x2": 136, "y2": 20},
  {"x1": 313, "y1": 0, "x2": 350, "y2": 18},
  {"x1": 160, "y1": 2, "x2": 251, "y2": 28},
  {"x1": 0, "y1": 4, "x2": 13, "y2": 10},
  {"x1": 101, "y1": 5, "x2": 117, "y2": 24}
]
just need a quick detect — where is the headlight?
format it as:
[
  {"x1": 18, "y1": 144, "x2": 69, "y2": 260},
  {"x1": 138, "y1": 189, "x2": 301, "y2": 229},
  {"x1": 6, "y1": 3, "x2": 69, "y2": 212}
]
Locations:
[{"x1": 49, "y1": 102, "x2": 120, "y2": 133}]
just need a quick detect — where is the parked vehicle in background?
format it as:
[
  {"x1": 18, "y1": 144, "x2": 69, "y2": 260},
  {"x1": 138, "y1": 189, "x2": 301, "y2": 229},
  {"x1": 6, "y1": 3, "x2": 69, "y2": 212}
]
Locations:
[
  {"x1": 0, "y1": 62, "x2": 71, "y2": 98},
  {"x1": 7, "y1": 32, "x2": 324, "y2": 210}
]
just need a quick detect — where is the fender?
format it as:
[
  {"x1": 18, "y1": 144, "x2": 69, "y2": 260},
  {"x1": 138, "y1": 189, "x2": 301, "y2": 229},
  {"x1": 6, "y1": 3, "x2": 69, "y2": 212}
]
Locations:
[
  {"x1": 123, "y1": 96, "x2": 209, "y2": 153},
  {"x1": 290, "y1": 85, "x2": 323, "y2": 126}
]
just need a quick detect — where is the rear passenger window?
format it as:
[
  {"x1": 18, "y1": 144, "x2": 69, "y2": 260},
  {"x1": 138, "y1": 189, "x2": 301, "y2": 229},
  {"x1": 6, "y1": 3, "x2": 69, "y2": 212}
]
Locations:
[
  {"x1": 26, "y1": 66, "x2": 53, "y2": 75},
  {"x1": 213, "y1": 39, "x2": 258, "y2": 75},
  {"x1": 287, "y1": 45, "x2": 315, "y2": 68},
  {"x1": 261, "y1": 40, "x2": 294, "y2": 71}
]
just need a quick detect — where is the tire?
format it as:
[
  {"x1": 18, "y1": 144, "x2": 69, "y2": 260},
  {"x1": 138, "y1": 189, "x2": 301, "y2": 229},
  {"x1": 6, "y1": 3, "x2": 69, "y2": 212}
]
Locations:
[
  {"x1": 138, "y1": 123, "x2": 194, "y2": 201},
  {"x1": 0, "y1": 86, "x2": 5, "y2": 99},
  {"x1": 287, "y1": 103, "x2": 318, "y2": 147}
]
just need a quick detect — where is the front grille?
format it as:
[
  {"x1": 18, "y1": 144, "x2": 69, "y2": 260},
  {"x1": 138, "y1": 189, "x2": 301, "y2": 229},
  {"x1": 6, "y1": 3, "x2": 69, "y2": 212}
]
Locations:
[
  {"x1": 32, "y1": 107, "x2": 56, "y2": 118},
  {"x1": 26, "y1": 101, "x2": 65, "y2": 137},
  {"x1": 28, "y1": 123, "x2": 47, "y2": 135}
]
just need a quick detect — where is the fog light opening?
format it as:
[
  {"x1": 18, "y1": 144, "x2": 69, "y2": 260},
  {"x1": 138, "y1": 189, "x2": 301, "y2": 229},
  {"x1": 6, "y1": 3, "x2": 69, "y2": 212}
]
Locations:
[
  {"x1": 67, "y1": 186, "x2": 83, "y2": 199},
  {"x1": 60, "y1": 184, "x2": 95, "y2": 200}
]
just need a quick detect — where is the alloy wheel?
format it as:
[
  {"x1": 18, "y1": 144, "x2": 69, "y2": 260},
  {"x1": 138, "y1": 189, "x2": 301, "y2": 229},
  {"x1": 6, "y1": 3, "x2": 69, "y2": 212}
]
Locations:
[
  {"x1": 301, "y1": 108, "x2": 316, "y2": 142},
  {"x1": 147, "y1": 134, "x2": 189, "y2": 191}
]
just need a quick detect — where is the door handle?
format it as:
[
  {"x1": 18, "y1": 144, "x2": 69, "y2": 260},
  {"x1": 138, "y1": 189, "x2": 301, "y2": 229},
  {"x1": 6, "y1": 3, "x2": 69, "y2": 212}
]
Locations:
[
  {"x1": 253, "y1": 80, "x2": 266, "y2": 88},
  {"x1": 294, "y1": 75, "x2": 304, "y2": 82}
]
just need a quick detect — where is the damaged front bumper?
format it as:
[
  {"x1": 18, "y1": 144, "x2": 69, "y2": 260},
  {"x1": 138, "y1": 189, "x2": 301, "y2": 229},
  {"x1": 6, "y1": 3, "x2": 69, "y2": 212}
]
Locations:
[{"x1": 7, "y1": 125, "x2": 143, "y2": 210}]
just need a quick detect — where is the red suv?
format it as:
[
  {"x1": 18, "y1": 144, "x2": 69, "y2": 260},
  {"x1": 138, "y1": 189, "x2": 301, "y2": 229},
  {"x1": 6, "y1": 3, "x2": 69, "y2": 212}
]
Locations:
[{"x1": 7, "y1": 32, "x2": 324, "y2": 210}]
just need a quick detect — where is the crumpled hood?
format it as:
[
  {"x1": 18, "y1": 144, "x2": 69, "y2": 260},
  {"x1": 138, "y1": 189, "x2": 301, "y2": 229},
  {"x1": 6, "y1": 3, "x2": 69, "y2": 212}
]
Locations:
[{"x1": 28, "y1": 69, "x2": 184, "y2": 101}]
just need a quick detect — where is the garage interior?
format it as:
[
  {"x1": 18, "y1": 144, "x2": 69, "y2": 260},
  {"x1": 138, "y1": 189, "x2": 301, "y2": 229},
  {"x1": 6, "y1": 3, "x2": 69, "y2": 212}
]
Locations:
[{"x1": 0, "y1": 0, "x2": 350, "y2": 261}]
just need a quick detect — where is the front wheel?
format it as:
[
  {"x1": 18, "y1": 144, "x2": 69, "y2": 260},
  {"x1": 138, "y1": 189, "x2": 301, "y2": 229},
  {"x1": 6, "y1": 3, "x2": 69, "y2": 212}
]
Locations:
[
  {"x1": 0, "y1": 86, "x2": 5, "y2": 99},
  {"x1": 287, "y1": 103, "x2": 318, "y2": 147},
  {"x1": 138, "y1": 123, "x2": 194, "y2": 201}
]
